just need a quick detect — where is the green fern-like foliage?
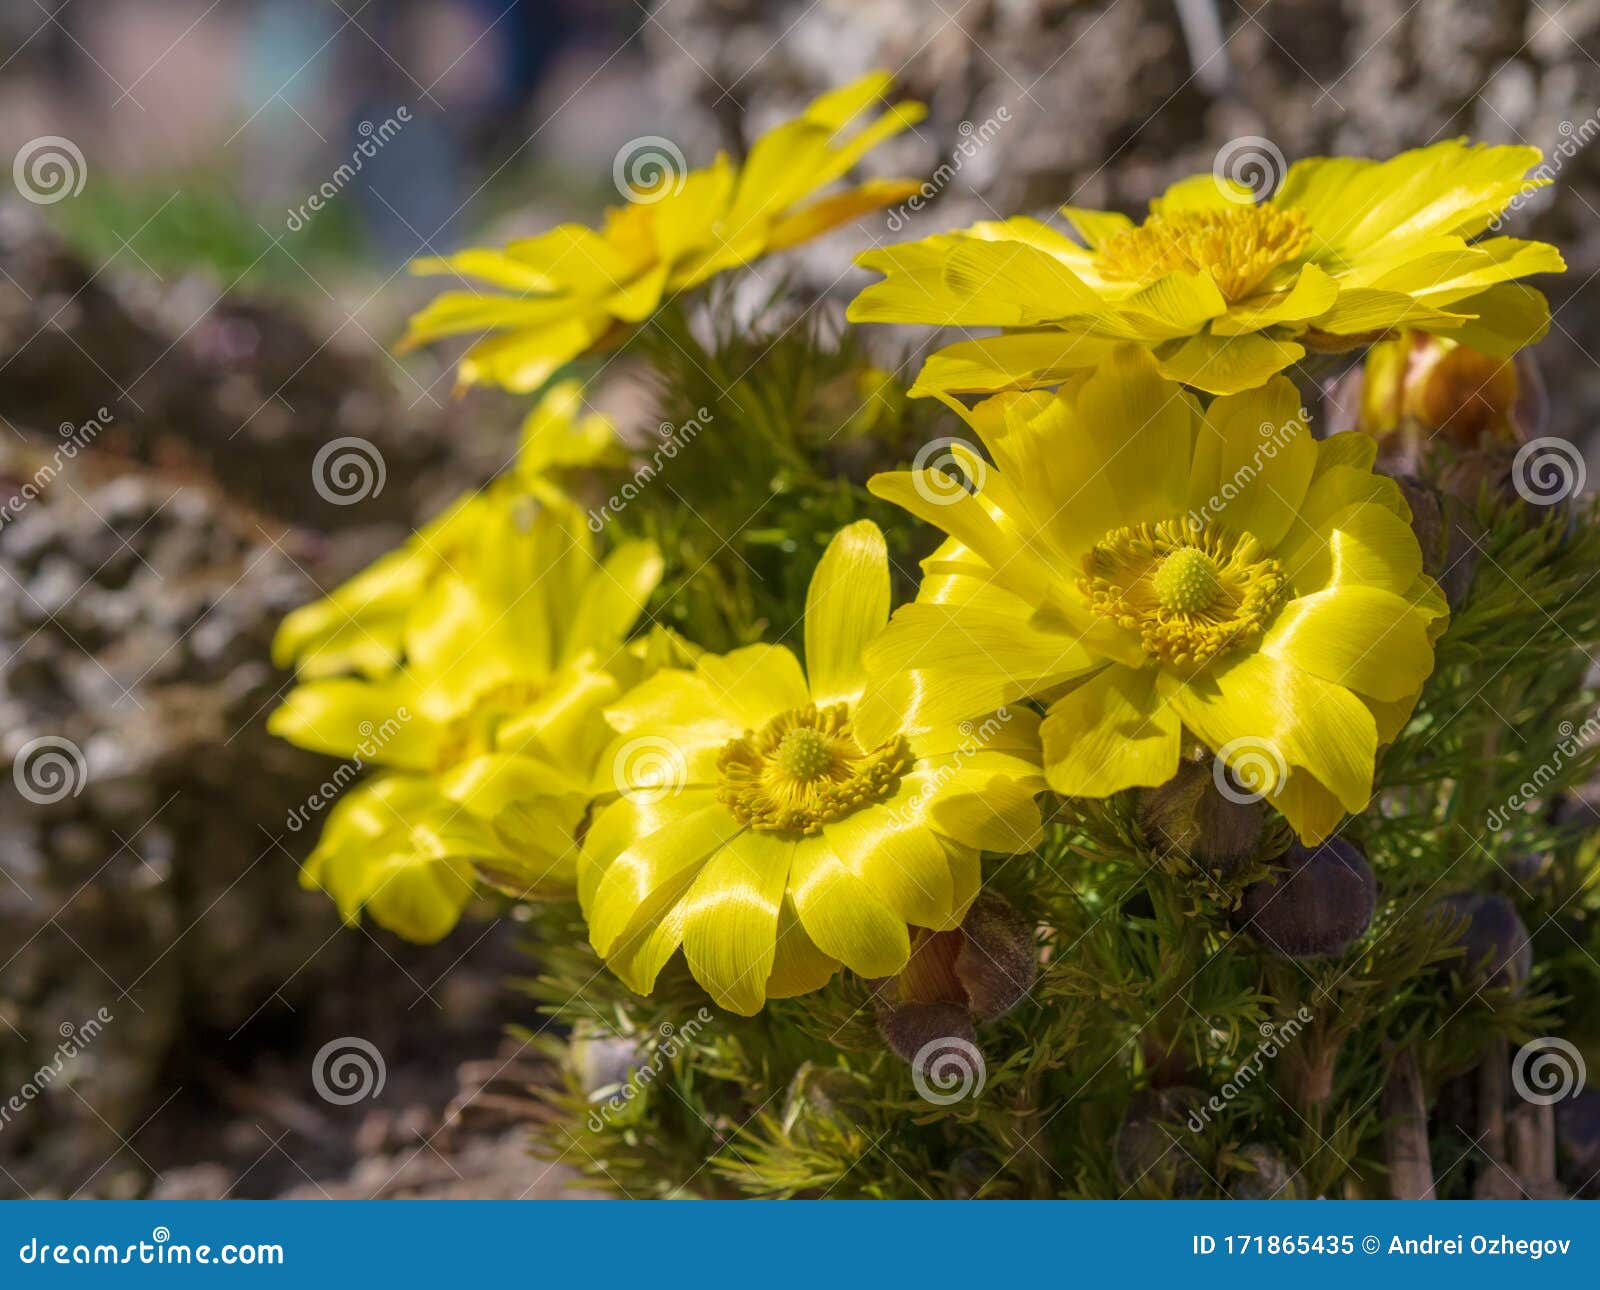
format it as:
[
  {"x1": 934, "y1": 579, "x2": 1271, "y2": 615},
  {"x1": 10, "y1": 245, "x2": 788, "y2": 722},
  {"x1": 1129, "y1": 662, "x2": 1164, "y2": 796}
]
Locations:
[{"x1": 515, "y1": 311, "x2": 1600, "y2": 1199}]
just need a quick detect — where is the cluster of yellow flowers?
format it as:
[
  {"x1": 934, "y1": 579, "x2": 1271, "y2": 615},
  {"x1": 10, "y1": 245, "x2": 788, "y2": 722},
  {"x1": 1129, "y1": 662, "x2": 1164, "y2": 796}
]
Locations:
[{"x1": 272, "y1": 73, "x2": 1563, "y2": 1015}]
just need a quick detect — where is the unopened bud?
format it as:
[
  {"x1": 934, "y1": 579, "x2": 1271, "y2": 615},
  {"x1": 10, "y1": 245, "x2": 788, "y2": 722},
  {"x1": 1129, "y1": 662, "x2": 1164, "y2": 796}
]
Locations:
[
  {"x1": 1432, "y1": 891, "x2": 1532, "y2": 992},
  {"x1": 879, "y1": 893, "x2": 1038, "y2": 1017},
  {"x1": 1139, "y1": 758, "x2": 1264, "y2": 873},
  {"x1": 1557, "y1": 1088, "x2": 1600, "y2": 1197},
  {"x1": 1392, "y1": 474, "x2": 1479, "y2": 609},
  {"x1": 780, "y1": 1061, "x2": 865, "y2": 1146},
  {"x1": 1230, "y1": 1143, "x2": 1297, "y2": 1200},
  {"x1": 953, "y1": 892, "x2": 1037, "y2": 1020},
  {"x1": 1114, "y1": 1087, "x2": 1205, "y2": 1196},
  {"x1": 875, "y1": 999, "x2": 977, "y2": 1071},
  {"x1": 1233, "y1": 838, "x2": 1376, "y2": 958},
  {"x1": 1339, "y1": 332, "x2": 1543, "y2": 473}
]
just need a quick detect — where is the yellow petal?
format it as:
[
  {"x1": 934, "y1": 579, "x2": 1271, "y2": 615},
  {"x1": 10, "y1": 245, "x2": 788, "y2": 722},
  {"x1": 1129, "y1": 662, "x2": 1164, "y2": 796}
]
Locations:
[
  {"x1": 1190, "y1": 375, "x2": 1316, "y2": 548},
  {"x1": 1070, "y1": 345, "x2": 1195, "y2": 525},
  {"x1": 1261, "y1": 586, "x2": 1436, "y2": 702},
  {"x1": 561, "y1": 540, "x2": 664, "y2": 667},
  {"x1": 767, "y1": 897, "x2": 841, "y2": 998},
  {"x1": 680, "y1": 830, "x2": 795, "y2": 1015},
  {"x1": 1440, "y1": 282, "x2": 1552, "y2": 355},
  {"x1": 805, "y1": 521, "x2": 890, "y2": 707},
  {"x1": 822, "y1": 801, "x2": 957, "y2": 928},
  {"x1": 1040, "y1": 665, "x2": 1181, "y2": 796},
  {"x1": 861, "y1": 599, "x2": 1098, "y2": 737},
  {"x1": 1155, "y1": 331, "x2": 1305, "y2": 395},
  {"x1": 1060, "y1": 205, "x2": 1135, "y2": 248},
  {"x1": 927, "y1": 777, "x2": 1044, "y2": 855},
  {"x1": 940, "y1": 239, "x2": 1105, "y2": 323},
  {"x1": 586, "y1": 801, "x2": 741, "y2": 957},
  {"x1": 694, "y1": 645, "x2": 810, "y2": 728},
  {"x1": 1167, "y1": 652, "x2": 1377, "y2": 824},
  {"x1": 268, "y1": 679, "x2": 438, "y2": 770},
  {"x1": 1150, "y1": 172, "x2": 1253, "y2": 214},
  {"x1": 764, "y1": 179, "x2": 924, "y2": 251},
  {"x1": 1275, "y1": 501, "x2": 1424, "y2": 599},
  {"x1": 1211, "y1": 262, "x2": 1339, "y2": 335},
  {"x1": 909, "y1": 330, "x2": 1123, "y2": 396},
  {"x1": 789, "y1": 838, "x2": 912, "y2": 976}
]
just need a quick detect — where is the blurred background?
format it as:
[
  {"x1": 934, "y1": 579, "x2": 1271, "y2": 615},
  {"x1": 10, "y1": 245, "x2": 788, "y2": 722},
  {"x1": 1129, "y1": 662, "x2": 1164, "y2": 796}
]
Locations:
[{"x1": 1, "y1": 0, "x2": 1597, "y2": 1199}]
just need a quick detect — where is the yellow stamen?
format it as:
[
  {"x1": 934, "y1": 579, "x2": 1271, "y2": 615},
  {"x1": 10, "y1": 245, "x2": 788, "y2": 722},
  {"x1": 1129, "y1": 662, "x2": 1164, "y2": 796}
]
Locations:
[
  {"x1": 1080, "y1": 518, "x2": 1289, "y2": 669},
  {"x1": 1096, "y1": 206, "x2": 1311, "y2": 303},
  {"x1": 718, "y1": 703, "x2": 913, "y2": 834}
]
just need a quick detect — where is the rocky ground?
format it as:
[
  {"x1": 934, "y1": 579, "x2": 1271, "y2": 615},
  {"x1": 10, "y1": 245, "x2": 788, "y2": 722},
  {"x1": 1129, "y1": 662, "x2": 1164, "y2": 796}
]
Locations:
[{"x1": 0, "y1": 206, "x2": 564, "y2": 1199}]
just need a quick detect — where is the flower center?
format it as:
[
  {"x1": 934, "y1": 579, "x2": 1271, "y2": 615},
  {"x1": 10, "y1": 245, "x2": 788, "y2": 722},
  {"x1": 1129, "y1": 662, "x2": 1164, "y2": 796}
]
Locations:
[
  {"x1": 1080, "y1": 518, "x2": 1289, "y2": 668},
  {"x1": 717, "y1": 703, "x2": 914, "y2": 834},
  {"x1": 1152, "y1": 546, "x2": 1223, "y2": 613},
  {"x1": 433, "y1": 679, "x2": 545, "y2": 772},
  {"x1": 1095, "y1": 206, "x2": 1311, "y2": 303}
]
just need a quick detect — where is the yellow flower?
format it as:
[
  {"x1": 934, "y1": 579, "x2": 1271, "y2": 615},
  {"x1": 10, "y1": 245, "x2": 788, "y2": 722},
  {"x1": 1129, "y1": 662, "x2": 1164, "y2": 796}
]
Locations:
[
  {"x1": 273, "y1": 379, "x2": 622, "y2": 680},
  {"x1": 270, "y1": 496, "x2": 664, "y2": 941},
  {"x1": 402, "y1": 73, "x2": 926, "y2": 393},
  {"x1": 579, "y1": 521, "x2": 1044, "y2": 1015},
  {"x1": 865, "y1": 346, "x2": 1448, "y2": 845},
  {"x1": 849, "y1": 140, "x2": 1564, "y2": 396}
]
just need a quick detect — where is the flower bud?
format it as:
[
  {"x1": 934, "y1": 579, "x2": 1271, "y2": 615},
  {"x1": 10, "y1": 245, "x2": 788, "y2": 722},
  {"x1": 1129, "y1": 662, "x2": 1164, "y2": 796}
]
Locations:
[
  {"x1": 1233, "y1": 838, "x2": 1377, "y2": 958},
  {"x1": 1391, "y1": 474, "x2": 1478, "y2": 609},
  {"x1": 1114, "y1": 1087, "x2": 1205, "y2": 1196},
  {"x1": 947, "y1": 1148, "x2": 996, "y2": 1199},
  {"x1": 874, "y1": 999, "x2": 977, "y2": 1072},
  {"x1": 1336, "y1": 331, "x2": 1544, "y2": 471},
  {"x1": 1230, "y1": 1143, "x2": 1297, "y2": 1199},
  {"x1": 953, "y1": 892, "x2": 1038, "y2": 1020},
  {"x1": 781, "y1": 1061, "x2": 866, "y2": 1146},
  {"x1": 1139, "y1": 757, "x2": 1264, "y2": 873},
  {"x1": 1557, "y1": 1088, "x2": 1600, "y2": 1196},
  {"x1": 1432, "y1": 891, "x2": 1532, "y2": 992},
  {"x1": 874, "y1": 893, "x2": 1038, "y2": 1070},
  {"x1": 878, "y1": 893, "x2": 1037, "y2": 1016}
]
